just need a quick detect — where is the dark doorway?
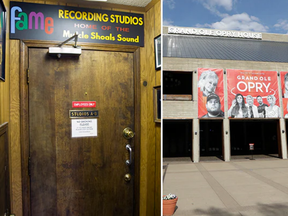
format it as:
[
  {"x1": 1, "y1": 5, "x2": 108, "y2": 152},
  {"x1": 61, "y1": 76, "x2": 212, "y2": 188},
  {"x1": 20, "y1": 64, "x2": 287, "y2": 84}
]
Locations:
[
  {"x1": 163, "y1": 71, "x2": 192, "y2": 95},
  {"x1": 230, "y1": 120, "x2": 279, "y2": 157},
  {"x1": 163, "y1": 120, "x2": 192, "y2": 158},
  {"x1": 200, "y1": 120, "x2": 223, "y2": 159}
]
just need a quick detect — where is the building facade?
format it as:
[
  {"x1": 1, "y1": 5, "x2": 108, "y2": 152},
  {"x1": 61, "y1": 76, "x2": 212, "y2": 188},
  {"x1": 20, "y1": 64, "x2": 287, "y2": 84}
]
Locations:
[{"x1": 163, "y1": 26, "x2": 288, "y2": 163}]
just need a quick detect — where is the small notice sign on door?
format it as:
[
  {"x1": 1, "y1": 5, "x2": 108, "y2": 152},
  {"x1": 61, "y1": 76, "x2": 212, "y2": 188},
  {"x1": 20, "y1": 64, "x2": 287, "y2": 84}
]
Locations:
[
  {"x1": 69, "y1": 110, "x2": 99, "y2": 118},
  {"x1": 71, "y1": 119, "x2": 97, "y2": 138},
  {"x1": 72, "y1": 101, "x2": 96, "y2": 108}
]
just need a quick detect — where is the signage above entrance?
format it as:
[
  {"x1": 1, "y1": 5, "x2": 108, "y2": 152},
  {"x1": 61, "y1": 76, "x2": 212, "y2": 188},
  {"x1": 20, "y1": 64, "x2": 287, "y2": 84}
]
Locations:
[
  {"x1": 10, "y1": 2, "x2": 144, "y2": 46},
  {"x1": 168, "y1": 27, "x2": 262, "y2": 40}
]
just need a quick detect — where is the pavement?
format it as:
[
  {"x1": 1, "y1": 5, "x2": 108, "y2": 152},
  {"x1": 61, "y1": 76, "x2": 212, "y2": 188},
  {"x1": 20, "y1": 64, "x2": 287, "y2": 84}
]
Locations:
[{"x1": 163, "y1": 156, "x2": 288, "y2": 216}]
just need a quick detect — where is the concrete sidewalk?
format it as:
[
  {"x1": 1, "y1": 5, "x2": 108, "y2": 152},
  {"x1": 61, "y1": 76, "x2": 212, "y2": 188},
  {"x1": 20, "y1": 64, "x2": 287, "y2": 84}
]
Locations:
[{"x1": 163, "y1": 157, "x2": 288, "y2": 216}]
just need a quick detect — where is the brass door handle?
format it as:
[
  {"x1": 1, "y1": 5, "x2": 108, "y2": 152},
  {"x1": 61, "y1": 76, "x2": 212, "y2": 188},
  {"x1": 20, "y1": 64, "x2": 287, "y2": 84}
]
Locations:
[
  {"x1": 123, "y1": 127, "x2": 135, "y2": 139},
  {"x1": 126, "y1": 144, "x2": 132, "y2": 166}
]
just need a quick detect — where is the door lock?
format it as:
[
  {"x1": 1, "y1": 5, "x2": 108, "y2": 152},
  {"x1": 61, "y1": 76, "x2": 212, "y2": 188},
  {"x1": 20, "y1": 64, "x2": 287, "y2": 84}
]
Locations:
[
  {"x1": 123, "y1": 127, "x2": 135, "y2": 139},
  {"x1": 124, "y1": 173, "x2": 131, "y2": 182}
]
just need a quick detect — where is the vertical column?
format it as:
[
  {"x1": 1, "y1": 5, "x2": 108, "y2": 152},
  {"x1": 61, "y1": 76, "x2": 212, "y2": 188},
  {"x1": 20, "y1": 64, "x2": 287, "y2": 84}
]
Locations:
[
  {"x1": 192, "y1": 70, "x2": 200, "y2": 163},
  {"x1": 192, "y1": 70, "x2": 199, "y2": 163},
  {"x1": 278, "y1": 71, "x2": 287, "y2": 159},
  {"x1": 193, "y1": 119, "x2": 200, "y2": 163},
  {"x1": 280, "y1": 119, "x2": 287, "y2": 159},
  {"x1": 223, "y1": 69, "x2": 231, "y2": 161},
  {"x1": 223, "y1": 119, "x2": 231, "y2": 161}
]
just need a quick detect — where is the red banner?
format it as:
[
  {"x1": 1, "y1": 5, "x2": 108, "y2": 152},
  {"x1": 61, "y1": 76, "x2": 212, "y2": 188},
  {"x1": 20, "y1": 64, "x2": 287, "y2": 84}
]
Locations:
[
  {"x1": 280, "y1": 71, "x2": 288, "y2": 118},
  {"x1": 198, "y1": 68, "x2": 224, "y2": 118},
  {"x1": 72, "y1": 101, "x2": 96, "y2": 108},
  {"x1": 227, "y1": 69, "x2": 279, "y2": 118}
]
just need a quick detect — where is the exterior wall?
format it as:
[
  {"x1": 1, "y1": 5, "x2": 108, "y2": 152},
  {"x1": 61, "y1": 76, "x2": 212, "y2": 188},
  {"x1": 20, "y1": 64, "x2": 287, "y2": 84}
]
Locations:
[
  {"x1": 8, "y1": 1, "x2": 161, "y2": 216},
  {"x1": 262, "y1": 33, "x2": 288, "y2": 42},
  {"x1": 163, "y1": 57, "x2": 288, "y2": 118},
  {"x1": 163, "y1": 57, "x2": 288, "y2": 162},
  {"x1": 163, "y1": 26, "x2": 288, "y2": 43}
]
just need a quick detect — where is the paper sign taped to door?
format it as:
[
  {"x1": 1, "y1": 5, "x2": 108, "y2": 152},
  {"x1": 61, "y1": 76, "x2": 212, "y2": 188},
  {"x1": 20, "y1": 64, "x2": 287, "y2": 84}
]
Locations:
[{"x1": 71, "y1": 119, "x2": 97, "y2": 138}]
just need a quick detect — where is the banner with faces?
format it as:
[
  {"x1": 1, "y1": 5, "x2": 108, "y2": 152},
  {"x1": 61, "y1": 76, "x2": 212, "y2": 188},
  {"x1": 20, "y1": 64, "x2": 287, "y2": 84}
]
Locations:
[
  {"x1": 281, "y1": 72, "x2": 288, "y2": 118},
  {"x1": 197, "y1": 68, "x2": 281, "y2": 119},
  {"x1": 227, "y1": 69, "x2": 279, "y2": 118},
  {"x1": 197, "y1": 68, "x2": 224, "y2": 118}
]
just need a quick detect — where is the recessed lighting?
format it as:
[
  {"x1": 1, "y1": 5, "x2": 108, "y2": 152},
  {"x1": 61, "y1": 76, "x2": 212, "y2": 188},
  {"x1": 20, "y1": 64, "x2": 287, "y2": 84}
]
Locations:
[{"x1": 85, "y1": 0, "x2": 107, "y2": 1}]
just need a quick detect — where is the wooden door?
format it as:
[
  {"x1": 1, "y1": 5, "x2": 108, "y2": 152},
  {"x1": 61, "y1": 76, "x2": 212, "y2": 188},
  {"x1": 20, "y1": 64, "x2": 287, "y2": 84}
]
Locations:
[{"x1": 29, "y1": 48, "x2": 136, "y2": 216}]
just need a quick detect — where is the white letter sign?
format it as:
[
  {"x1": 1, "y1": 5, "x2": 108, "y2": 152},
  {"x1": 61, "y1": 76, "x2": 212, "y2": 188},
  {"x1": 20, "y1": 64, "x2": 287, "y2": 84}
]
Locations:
[{"x1": 71, "y1": 119, "x2": 97, "y2": 138}]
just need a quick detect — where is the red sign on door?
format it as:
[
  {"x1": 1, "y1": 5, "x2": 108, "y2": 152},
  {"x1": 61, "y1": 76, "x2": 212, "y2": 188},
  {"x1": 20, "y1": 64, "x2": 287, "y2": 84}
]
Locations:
[{"x1": 72, "y1": 101, "x2": 96, "y2": 108}]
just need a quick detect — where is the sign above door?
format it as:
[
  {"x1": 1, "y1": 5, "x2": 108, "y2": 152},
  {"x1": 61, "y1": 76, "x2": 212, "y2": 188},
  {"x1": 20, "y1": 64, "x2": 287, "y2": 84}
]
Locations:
[{"x1": 10, "y1": 2, "x2": 144, "y2": 46}]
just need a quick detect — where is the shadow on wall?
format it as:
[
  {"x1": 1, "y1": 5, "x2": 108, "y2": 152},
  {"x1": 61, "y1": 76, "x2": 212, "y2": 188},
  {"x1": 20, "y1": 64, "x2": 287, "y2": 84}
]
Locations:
[{"x1": 193, "y1": 203, "x2": 288, "y2": 216}]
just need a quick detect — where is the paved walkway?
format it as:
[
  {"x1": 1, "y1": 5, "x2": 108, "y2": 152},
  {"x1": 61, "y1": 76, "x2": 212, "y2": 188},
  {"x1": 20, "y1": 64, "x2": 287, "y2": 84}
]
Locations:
[{"x1": 163, "y1": 157, "x2": 288, "y2": 216}]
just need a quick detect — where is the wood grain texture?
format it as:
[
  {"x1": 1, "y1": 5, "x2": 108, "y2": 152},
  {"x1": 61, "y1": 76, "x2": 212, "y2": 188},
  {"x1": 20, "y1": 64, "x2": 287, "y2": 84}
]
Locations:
[
  {"x1": 20, "y1": 41, "x2": 30, "y2": 216},
  {"x1": 147, "y1": 6, "x2": 159, "y2": 215},
  {"x1": 28, "y1": 49, "x2": 135, "y2": 216},
  {"x1": 146, "y1": 6, "x2": 157, "y2": 213},
  {"x1": 133, "y1": 48, "x2": 141, "y2": 216},
  {"x1": 156, "y1": 70, "x2": 161, "y2": 86},
  {"x1": 29, "y1": 49, "x2": 57, "y2": 216},
  {"x1": 154, "y1": 124, "x2": 161, "y2": 215},
  {"x1": 139, "y1": 12, "x2": 151, "y2": 216},
  {"x1": 66, "y1": 3, "x2": 78, "y2": 7},
  {"x1": 139, "y1": 1, "x2": 161, "y2": 216},
  {"x1": 154, "y1": 1, "x2": 161, "y2": 36},
  {"x1": 57, "y1": 2, "x2": 66, "y2": 6},
  {"x1": 145, "y1": 0, "x2": 161, "y2": 12},
  {"x1": 45, "y1": 1, "x2": 58, "y2": 5},
  {"x1": 23, "y1": 0, "x2": 45, "y2": 3},
  {"x1": 0, "y1": 133, "x2": 5, "y2": 215},
  {"x1": 0, "y1": 0, "x2": 10, "y2": 124},
  {"x1": 111, "y1": 8, "x2": 131, "y2": 12},
  {"x1": 9, "y1": 40, "x2": 23, "y2": 216}
]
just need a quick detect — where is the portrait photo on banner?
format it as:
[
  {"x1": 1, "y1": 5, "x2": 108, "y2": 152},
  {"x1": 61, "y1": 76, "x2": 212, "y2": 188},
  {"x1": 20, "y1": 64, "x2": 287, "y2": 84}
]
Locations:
[
  {"x1": 280, "y1": 71, "x2": 288, "y2": 118},
  {"x1": 227, "y1": 69, "x2": 280, "y2": 119},
  {"x1": 197, "y1": 68, "x2": 224, "y2": 118}
]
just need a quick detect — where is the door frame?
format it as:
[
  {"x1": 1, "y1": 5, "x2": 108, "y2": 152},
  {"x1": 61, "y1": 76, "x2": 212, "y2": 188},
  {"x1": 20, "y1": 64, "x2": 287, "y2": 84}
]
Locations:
[
  {"x1": 0, "y1": 122, "x2": 10, "y2": 215},
  {"x1": 19, "y1": 40, "x2": 141, "y2": 216}
]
